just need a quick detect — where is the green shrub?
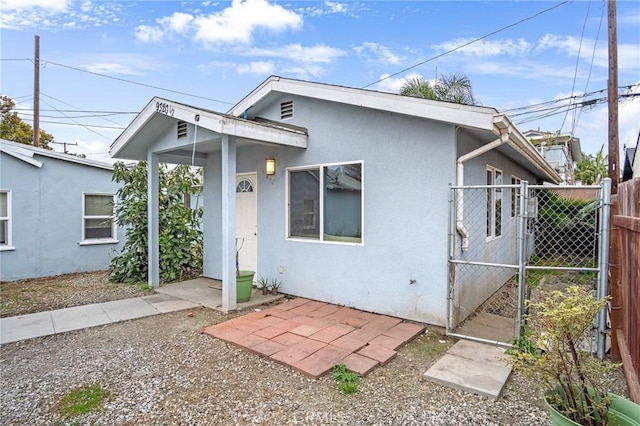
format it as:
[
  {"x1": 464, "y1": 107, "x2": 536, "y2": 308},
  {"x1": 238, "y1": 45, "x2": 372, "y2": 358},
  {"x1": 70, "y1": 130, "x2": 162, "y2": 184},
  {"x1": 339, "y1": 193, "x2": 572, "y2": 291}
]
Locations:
[{"x1": 109, "y1": 162, "x2": 203, "y2": 283}]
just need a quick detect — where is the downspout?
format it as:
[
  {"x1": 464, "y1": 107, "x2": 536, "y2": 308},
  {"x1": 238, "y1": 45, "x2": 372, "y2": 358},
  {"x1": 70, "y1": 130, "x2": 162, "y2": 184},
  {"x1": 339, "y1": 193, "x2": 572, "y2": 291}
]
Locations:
[{"x1": 456, "y1": 129, "x2": 510, "y2": 250}]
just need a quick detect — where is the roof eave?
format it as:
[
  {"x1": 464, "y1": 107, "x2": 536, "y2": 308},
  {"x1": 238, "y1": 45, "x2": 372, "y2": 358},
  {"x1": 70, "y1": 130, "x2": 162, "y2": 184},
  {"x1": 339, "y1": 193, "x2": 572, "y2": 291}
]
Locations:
[
  {"x1": 229, "y1": 76, "x2": 497, "y2": 131},
  {"x1": 493, "y1": 115, "x2": 563, "y2": 184}
]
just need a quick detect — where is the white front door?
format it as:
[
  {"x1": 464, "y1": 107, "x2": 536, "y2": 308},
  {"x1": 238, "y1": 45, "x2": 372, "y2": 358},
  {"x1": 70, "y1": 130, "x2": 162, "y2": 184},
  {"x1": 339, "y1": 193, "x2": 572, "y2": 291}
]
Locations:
[{"x1": 236, "y1": 173, "x2": 257, "y2": 275}]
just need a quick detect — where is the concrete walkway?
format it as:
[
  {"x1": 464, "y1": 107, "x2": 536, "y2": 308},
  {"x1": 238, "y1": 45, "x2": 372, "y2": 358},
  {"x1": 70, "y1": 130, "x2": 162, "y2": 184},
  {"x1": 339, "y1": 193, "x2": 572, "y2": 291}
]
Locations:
[
  {"x1": 0, "y1": 293, "x2": 200, "y2": 345},
  {"x1": 0, "y1": 278, "x2": 283, "y2": 345}
]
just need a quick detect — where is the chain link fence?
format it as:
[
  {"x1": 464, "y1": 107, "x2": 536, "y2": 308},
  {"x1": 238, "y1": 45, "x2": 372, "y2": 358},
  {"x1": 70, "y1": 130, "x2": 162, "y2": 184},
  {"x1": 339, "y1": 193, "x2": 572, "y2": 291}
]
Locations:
[{"x1": 448, "y1": 182, "x2": 609, "y2": 351}]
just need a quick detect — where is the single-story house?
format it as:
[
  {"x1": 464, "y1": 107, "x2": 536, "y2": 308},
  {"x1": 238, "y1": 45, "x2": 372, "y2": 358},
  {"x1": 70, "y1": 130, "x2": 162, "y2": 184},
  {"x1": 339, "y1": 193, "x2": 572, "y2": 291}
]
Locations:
[
  {"x1": 110, "y1": 76, "x2": 560, "y2": 327},
  {"x1": 0, "y1": 139, "x2": 124, "y2": 281}
]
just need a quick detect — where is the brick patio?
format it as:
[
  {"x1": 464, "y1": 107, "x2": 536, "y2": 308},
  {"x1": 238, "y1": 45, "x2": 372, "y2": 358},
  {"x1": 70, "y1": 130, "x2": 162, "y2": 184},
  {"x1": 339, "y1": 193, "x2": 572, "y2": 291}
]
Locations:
[{"x1": 203, "y1": 298, "x2": 424, "y2": 378}]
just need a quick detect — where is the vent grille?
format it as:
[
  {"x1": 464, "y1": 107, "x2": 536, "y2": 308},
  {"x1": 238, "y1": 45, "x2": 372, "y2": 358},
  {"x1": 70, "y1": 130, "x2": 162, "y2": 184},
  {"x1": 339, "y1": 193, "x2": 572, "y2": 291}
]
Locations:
[
  {"x1": 280, "y1": 101, "x2": 293, "y2": 120},
  {"x1": 177, "y1": 121, "x2": 187, "y2": 139}
]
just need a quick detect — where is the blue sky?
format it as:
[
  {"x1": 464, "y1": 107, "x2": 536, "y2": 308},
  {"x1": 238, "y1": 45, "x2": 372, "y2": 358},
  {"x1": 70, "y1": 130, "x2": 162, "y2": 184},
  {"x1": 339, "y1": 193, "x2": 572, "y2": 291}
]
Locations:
[{"x1": 1, "y1": 0, "x2": 639, "y2": 164}]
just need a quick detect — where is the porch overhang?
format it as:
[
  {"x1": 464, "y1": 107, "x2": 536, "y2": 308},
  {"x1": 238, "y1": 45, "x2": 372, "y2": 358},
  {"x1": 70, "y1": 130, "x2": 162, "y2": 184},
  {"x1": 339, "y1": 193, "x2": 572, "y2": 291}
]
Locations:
[{"x1": 110, "y1": 96, "x2": 308, "y2": 164}]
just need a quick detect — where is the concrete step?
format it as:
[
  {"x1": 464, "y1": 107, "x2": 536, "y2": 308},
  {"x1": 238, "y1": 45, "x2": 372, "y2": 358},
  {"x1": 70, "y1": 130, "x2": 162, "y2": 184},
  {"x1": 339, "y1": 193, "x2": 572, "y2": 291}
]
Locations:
[{"x1": 424, "y1": 339, "x2": 512, "y2": 400}]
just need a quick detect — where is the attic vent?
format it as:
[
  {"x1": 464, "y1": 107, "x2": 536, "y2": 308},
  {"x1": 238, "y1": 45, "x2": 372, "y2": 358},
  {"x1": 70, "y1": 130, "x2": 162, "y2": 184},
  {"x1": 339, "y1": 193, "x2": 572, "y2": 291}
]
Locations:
[
  {"x1": 280, "y1": 101, "x2": 293, "y2": 120},
  {"x1": 177, "y1": 121, "x2": 187, "y2": 139}
]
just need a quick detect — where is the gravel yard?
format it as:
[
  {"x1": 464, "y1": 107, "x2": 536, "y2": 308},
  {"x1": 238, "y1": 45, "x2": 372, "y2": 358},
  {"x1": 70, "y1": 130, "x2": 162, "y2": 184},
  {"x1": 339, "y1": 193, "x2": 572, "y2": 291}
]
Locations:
[{"x1": 0, "y1": 273, "x2": 629, "y2": 425}]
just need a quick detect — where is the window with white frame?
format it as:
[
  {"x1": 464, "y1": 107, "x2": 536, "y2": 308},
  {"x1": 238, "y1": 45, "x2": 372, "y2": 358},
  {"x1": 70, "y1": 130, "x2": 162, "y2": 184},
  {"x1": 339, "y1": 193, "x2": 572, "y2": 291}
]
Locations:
[
  {"x1": 0, "y1": 190, "x2": 11, "y2": 249},
  {"x1": 486, "y1": 166, "x2": 503, "y2": 239},
  {"x1": 511, "y1": 176, "x2": 521, "y2": 217},
  {"x1": 83, "y1": 193, "x2": 116, "y2": 242},
  {"x1": 288, "y1": 162, "x2": 362, "y2": 244}
]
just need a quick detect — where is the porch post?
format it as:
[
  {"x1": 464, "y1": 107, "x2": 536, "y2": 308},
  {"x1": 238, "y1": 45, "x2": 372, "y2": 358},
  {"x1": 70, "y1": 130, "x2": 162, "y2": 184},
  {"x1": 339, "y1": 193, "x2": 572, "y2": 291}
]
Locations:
[
  {"x1": 147, "y1": 152, "x2": 160, "y2": 289},
  {"x1": 221, "y1": 135, "x2": 237, "y2": 311}
]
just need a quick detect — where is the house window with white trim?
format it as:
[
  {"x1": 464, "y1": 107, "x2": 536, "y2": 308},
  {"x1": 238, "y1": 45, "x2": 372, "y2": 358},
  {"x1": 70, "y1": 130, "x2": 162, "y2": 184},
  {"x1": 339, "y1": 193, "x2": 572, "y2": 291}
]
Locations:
[
  {"x1": 511, "y1": 176, "x2": 521, "y2": 217},
  {"x1": 486, "y1": 166, "x2": 503, "y2": 239},
  {"x1": 0, "y1": 190, "x2": 12, "y2": 250},
  {"x1": 288, "y1": 162, "x2": 363, "y2": 244},
  {"x1": 82, "y1": 193, "x2": 116, "y2": 243}
]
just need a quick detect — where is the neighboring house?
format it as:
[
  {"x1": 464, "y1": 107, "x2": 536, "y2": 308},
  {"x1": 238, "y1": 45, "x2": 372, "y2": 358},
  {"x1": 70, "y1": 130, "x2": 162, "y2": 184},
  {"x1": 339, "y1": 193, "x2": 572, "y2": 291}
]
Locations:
[
  {"x1": 524, "y1": 130, "x2": 582, "y2": 185},
  {"x1": 0, "y1": 139, "x2": 124, "y2": 281},
  {"x1": 110, "y1": 76, "x2": 560, "y2": 327},
  {"x1": 622, "y1": 145, "x2": 636, "y2": 182}
]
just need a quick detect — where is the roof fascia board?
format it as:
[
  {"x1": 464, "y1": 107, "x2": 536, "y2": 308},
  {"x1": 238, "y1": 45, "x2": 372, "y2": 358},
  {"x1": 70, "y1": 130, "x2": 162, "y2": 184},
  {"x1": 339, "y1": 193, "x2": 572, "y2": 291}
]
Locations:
[
  {"x1": 112, "y1": 96, "x2": 307, "y2": 158},
  {"x1": 494, "y1": 115, "x2": 562, "y2": 184},
  {"x1": 1, "y1": 139, "x2": 112, "y2": 170},
  {"x1": 229, "y1": 77, "x2": 495, "y2": 131},
  {"x1": 0, "y1": 146, "x2": 43, "y2": 167},
  {"x1": 110, "y1": 97, "x2": 161, "y2": 158}
]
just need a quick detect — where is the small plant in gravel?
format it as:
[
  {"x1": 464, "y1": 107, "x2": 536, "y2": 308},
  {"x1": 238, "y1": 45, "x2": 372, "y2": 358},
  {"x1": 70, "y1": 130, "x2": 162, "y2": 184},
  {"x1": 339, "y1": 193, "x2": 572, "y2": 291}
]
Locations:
[
  {"x1": 56, "y1": 384, "x2": 109, "y2": 422},
  {"x1": 332, "y1": 364, "x2": 360, "y2": 394}
]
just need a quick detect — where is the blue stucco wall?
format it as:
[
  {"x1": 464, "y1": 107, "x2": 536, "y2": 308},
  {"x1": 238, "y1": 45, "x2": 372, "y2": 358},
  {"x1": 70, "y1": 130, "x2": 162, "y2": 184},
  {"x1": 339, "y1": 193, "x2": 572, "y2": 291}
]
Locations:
[
  {"x1": 203, "y1": 94, "x2": 457, "y2": 325},
  {"x1": 0, "y1": 153, "x2": 124, "y2": 281},
  {"x1": 450, "y1": 132, "x2": 541, "y2": 326}
]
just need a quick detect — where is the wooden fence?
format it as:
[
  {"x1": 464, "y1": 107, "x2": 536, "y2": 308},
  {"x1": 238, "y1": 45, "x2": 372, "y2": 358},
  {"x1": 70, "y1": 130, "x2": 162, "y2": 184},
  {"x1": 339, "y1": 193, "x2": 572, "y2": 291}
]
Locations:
[{"x1": 610, "y1": 177, "x2": 640, "y2": 403}]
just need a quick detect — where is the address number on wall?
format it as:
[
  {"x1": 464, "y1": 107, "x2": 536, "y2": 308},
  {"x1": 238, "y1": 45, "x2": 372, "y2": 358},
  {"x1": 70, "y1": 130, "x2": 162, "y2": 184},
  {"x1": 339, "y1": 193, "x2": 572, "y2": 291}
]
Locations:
[{"x1": 156, "y1": 101, "x2": 175, "y2": 117}]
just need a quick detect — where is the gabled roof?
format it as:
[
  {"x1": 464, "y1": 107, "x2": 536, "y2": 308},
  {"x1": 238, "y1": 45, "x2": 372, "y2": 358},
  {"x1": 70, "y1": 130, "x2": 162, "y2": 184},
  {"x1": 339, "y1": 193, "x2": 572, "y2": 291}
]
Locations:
[
  {"x1": 229, "y1": 76, "x2": 561, "y2": 184},
  {"x1": 0, "y1": 139, "x2": 113, "y2": 170},
  {"x1": 110, "y1": 97, "x2": 308, "y2": 162},
  {"x1": 229, "y1": 76, "x2": 497, "y2": 131}
]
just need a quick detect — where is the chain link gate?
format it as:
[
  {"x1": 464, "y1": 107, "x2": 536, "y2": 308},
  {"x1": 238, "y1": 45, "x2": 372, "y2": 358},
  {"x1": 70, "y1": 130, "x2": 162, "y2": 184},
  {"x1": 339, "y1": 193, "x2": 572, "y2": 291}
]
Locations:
[{"x1": 447, "y1": 180, "x2": 611, "y2": 354}]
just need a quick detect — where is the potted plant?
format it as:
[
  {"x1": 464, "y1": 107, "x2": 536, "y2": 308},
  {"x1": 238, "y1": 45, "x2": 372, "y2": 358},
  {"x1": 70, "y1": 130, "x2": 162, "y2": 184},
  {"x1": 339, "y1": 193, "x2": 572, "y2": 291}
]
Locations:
[
  {"x1": 257, "y1": 277, "x2": 271, "y2": 295},
  {"x1": 269, "y1": 278, "x2": 282, "y2": 295},
  {"x1": 509, "y1": 285, "x2": 640, "y2": 426},
  {"x1": 235, "y1": 239, "x2": 255, "y2": 303}
]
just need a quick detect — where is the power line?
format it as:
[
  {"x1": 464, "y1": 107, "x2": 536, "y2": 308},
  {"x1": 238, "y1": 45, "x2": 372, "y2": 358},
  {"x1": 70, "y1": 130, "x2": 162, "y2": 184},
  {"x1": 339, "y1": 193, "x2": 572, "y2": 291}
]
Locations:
[
  {"x1": 43, "y1": 61, "x2": 235, "y2": 105},
  {"x1": 362, "y1": 0, "x2": 572, "y2": 88},
  {"x1": 573, "y1": 0, "x2": 606, "y2": 135},
  {"x1": 499, "y1": 84, "x2": 632, "y2": 114},
  {"x1": 559, "y1": 0, "x2": 591, "y2": 134},
  {"x1": 39, "y1": 120, "x2": 124, "y2": 130},
  {"x1": 38, "y1": 97, "x2": 114, "y2": 140},
  {"x1": 41, "y1": 92, "x2": 125, "y2": 127},
  {"x1": 14, "y1": 108, "x2": 138, "y2": 114}
]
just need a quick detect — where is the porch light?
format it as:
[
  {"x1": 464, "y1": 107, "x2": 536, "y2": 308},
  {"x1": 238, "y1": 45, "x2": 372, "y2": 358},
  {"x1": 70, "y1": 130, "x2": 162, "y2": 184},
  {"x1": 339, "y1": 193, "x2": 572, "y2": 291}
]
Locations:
[{"x1": 266, "y1": 158, "x2": 276, "y2": 176}]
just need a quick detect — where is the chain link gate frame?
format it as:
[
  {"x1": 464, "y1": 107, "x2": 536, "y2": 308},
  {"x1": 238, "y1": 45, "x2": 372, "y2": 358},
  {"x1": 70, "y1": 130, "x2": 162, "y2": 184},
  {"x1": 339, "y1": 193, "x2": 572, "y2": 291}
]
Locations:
[{"x1": 447, "y1": 179, "x2": 611, "y2": 356}]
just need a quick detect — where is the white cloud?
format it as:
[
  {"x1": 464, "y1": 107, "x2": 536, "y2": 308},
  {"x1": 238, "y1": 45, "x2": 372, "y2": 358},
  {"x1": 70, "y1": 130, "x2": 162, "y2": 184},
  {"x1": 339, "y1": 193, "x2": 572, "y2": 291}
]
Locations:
[
  {"x1": 193, "y1": 0, "x2": 303, "y2": 44},
  {"x1": 280, "y1": 64, "x2": 325, "y2": 79},
  {"x1": 158, "y1": 12, "x2": 194, "y2": 33},
  {"x1": 244, "y1": 43, "x2": 346, "y2": 63},
  {"x1": 373, "y1": 72, "x2": 431, "y2": 93},
  {"x1": 135, "y1": 0, "x2": 303, "y2": 46},
  {"x1": 0, "y1": 0, "x2": 68, "y2": 11},
  {"x1": 433, "y1": 38, "x2": 532, "y2": 56},
  {"x1": 536, "y1": 34, "x2": 640, "y2": 72},
  {"x1": 354, "y1": 42, "x2": 403, "y2": 65},
  {"x1": 236, "y1": 61, "x2": 275, "y2": 75},
  {"x1": 303, "y1": 1, "x2": 349, "y2": 17},
  {"x1": 0, "y1": 0, "x2": 122, "y2": 30},
  {"x1": 134, "y1": 25, "x2": 165, "y2": 43},
  {"x1": 82, "y1": 53, "x2": 160, "y2": 76}
]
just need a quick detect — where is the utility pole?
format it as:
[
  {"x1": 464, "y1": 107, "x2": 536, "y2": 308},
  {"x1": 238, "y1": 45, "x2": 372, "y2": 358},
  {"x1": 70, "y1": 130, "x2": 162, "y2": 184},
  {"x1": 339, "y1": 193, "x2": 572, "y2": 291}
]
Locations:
[
  {"x1": 607, "y1": 0, "x2": 619, "y2": 193},
  {"x1": 52, "y1": 141, "x2": 77, "y2": 154},
  {"x1": 33, "y1": 35, "x2": 40, "y2": 148}
]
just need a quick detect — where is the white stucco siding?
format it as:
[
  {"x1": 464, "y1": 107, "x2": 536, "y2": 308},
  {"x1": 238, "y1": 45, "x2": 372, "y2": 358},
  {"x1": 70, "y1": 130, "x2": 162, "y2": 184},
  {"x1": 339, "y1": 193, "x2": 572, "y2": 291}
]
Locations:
[
  {"x1": 204, "y1": 95, "x2": 457, "y2": 325},
  {"x1": 0, "y1": 153, "x2": 124, "y2": 281}
]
